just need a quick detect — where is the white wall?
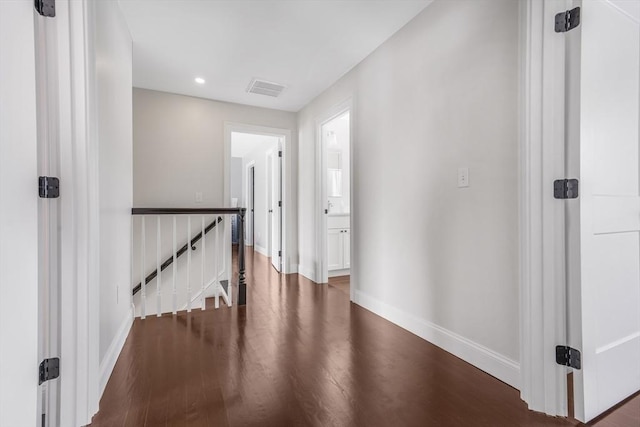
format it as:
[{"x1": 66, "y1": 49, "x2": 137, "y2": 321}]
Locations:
[
  {"x1": 94, "y1": 0, "x2": 134, "y2": 395},
  {"x1": 298, "y1": 0, "x2": 520, "y2": 387},
  {"x1": 133, "y1": 88, "x2": 298, "y2": 269},
  {"x1": 240, "y1": 137, "x2": 278, "y2": 254},
  {"x1": 0, "y1": 2, "x2": 39, "y2": 425}
]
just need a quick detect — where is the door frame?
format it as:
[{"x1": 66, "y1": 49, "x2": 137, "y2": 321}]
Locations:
[
  {"x1": 519, "y1": 0, "x2": 572, "y2": 417},
  {"x1": 224, "y1": 123, "x2": 291, "y2": 273},
  {"x1": 30, "y1": 0, "x2": 102, "y2": 424},
  {"x1": 315, "y1": 99, "x2": 353, "y2": 289}
]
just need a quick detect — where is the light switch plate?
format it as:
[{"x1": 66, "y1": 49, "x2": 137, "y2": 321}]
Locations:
[
  {"x1": 458, "y1": 168, "x2": 469, "y2": 188},
  {"x1": 195, "y1": 192, "x2": 203, "y2": 203}
]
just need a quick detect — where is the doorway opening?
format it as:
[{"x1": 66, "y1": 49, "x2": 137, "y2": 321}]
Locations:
[
  {"x1": 318, "y1": 109, "x2": 351, "y2": 295},
  {"x1": 230, "y1": 131, "x2": 284, "y2": 272}
]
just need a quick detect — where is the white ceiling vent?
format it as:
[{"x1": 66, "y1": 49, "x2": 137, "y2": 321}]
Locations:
[{"x1": 246, "y1": 78, "x2": 286, "y2": 97}]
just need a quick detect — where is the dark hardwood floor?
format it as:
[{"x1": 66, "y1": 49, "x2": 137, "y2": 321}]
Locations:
[
  {"x1": 328, "y1": 275, "x2": 350, "y2": 296},
  {"x1": 90, "y1": 250, "x2": 639, "y2": 426}
]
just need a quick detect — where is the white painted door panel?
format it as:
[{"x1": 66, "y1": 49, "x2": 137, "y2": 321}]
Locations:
[
  {"x1": 575, "y1": 0, "x2": 640, "y2": 421},
  {"x1": 327, "y1": 229, "x2": 343, "y2": 270},
  {"x1": 271, "y1": 145, "x2": 282, "y2": 272}
]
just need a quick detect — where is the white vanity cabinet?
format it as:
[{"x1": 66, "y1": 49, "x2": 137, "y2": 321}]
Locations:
[{"x1": 327, "y1": 215, "x2": 350, "y2": 273}]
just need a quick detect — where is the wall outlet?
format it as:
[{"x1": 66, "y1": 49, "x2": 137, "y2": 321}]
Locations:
[
  {"x1": 195, "y1": 192, "x2": 203, "y2": 203},
  {"x1": 457, "y1": 167, "x2": 469, "y2": 188}
]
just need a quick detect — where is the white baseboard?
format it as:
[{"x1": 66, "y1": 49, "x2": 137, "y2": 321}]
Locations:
[
  {"x1": 353, "y1": 290, "x2": 520, "y2": 390},
  {"x1": 287, "y1": 263, "x2": 298, "y2": 274},
  {"x1": 328, "y1": 268, "x2": 350, "y2": 278},
  {"x1": 254, "y1": 244, "x2": 269, "y2": 257},
  {"x1": 298, "y1": 264, "x2": 316, "y2": 282},
  {"x1": 99, "y1": 306, "x2": 134, "y2": 398}
]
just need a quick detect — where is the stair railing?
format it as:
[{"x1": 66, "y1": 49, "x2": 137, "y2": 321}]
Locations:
[{"x1": 131, "y1": 208, "x2": 246, "y2": 319}]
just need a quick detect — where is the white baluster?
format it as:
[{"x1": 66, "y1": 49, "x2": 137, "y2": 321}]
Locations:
[
  {"x1": 201, "y1": 216, "x2": 206, "y2": 311},
  {"x1": 214, "y1": 216, "x2": 219, "y2": 309},
  {"x1": 156, "y1": 216, "x2": 162, "y2": 317},
  {"x1": 186, "y1": 215, "x2": 191, "y2": 313},
  {"x1": 172, "y1": 215, "x2": 177, "y2": 315},
  {"x1": 140, "y1": 216, "x2": 146, "y2": 319}
]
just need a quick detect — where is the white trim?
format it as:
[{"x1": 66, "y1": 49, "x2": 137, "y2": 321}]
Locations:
[
  {"x1": 298, "y1": 264, "x2": 317, "y2": 283},
  {"x1": 254, "y1": 243, "x2": 269, "y2": 257},
  {"x1": 328, "y1": 268, "x2": 350, "y2": 278},
  {"x1": 314, "y1": 99, "x2": 353, "y2": 286},
  {"x1": 55, "y1": 1, "x2": 102, "y2": 424},
  {"x1": 98, "y1": 306, "x2": 133, "y2": 399},
  {"x1": 354, "y1": 290, "x2": 520, "y2": 389},
  {"x1": 519, "y1": 0, "x2": 570, "y2": 416},
  {"x1": 224, "y1": 122, "x2": 294, "y2": 273}
]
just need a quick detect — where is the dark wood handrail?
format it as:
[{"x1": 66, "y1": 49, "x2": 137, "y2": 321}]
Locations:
[
  {"x1": 131, "y1": 207, "x2": 247, "y2": 306},
  {"x1": 132, "y1": 208, "x2": 245, "y2": 215},
  {"x1": 132, "y1": 216, "x2": 223, "y2": 295}
]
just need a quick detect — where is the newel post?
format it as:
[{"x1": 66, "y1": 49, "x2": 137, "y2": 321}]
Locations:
[{"x1": 238, "y1": 208, "x2": 247, "y2": 305}]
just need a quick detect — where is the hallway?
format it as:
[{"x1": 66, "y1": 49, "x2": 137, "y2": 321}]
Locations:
[{"x1": 90, "y1": 250, "x2": 636, "y2": 426}]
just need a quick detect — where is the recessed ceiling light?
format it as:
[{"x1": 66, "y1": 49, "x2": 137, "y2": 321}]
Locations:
[{"x1": 194, "y1": 77, "x2": 205, "y2": 84}]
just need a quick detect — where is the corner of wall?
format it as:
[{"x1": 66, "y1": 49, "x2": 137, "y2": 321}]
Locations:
[
  {"x1": 98, "y1": 305, "x2": 134, "y2": 399},
  {"x1": 353, "y1": 289, "x2": 521, "y2": 390}
]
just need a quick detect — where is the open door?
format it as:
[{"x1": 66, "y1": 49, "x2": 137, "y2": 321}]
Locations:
[
  {"x1": 572, "y1": 0, "x2": 640, "y2": 422},
  {"x1": 271, "y1": 141, "x2": 282, "y2": 272}
]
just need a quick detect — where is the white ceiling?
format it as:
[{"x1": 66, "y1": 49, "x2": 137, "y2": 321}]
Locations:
[
  {"x1": 118, "y1": 0, "x2": 432, "y2": 112},
  {"x1": 231, "y1": 132, "x2": 279, "y2": 158}
]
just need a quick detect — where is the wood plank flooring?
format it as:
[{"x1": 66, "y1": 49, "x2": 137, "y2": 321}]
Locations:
[
  {"x1": 90, "y1": 250, "x2": 639, "y2": 426},
  {"x1": 328, "y1": 275, "x2": 350, "y2": 296}
]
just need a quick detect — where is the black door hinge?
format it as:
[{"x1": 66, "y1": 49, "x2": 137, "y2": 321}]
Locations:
[
  {"x1": 35, "y1": 0, "x2": 55, "y2": 17},
  {"x1": 39, "y1": 176, "x2": 60, "y2": 198},
  {"x1": 39, "y1": 358, "x2": 60, "y2": 385},
  {"x1": 556, "y1": 346, "x2": 581, "y2": 369},
  {"x1": 278, "y1": 250, "x2": 282, "y2": 257},
  {"x1": 278, "y1": 201, "x2": 282, "y2": 207},
  {"x1": 554, "y1": 179, "x2": 579, "y2": 199},
  {"x1": 555, "y1": 7, "x2": 580, "y2": 33},
  {"x1": 278, "y1": 151, "x2": 282, "y2": 158}
]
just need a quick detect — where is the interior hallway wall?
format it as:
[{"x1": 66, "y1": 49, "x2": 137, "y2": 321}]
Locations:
[
  {"x1": 94, "y1": 0, "x2": 134, "y2": 395},
  {"x1": 297, "y1": 0, "x2": 520, "y2": 387}
]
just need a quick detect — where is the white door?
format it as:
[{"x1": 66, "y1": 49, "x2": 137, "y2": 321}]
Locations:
[
  {"x1": 0, "y1": 1, "x2": 42, "y2": 425},
  {"x1": 270, "y1": 143, "x2": 282, "y2": 272},
  {"x1": 327, "y1": 229, "x2": 343, "y2": 271},
  {"x1": 266, "y1": 151, "x2": 273, "y2": 260},
  {"x1": 573, "y1": 0, "x2": 640, "y2": 422}
]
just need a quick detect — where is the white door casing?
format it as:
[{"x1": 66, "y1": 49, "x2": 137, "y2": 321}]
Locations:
[
  {"x1": 316, "y1": 100, "x2": 352, "y2": 285},
  {"x1": 572, "y1": 0, "x2": 640, "y2": 422},
  {"x1": 224, "y1": 123, "x2": 291, "y2": 273}
]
